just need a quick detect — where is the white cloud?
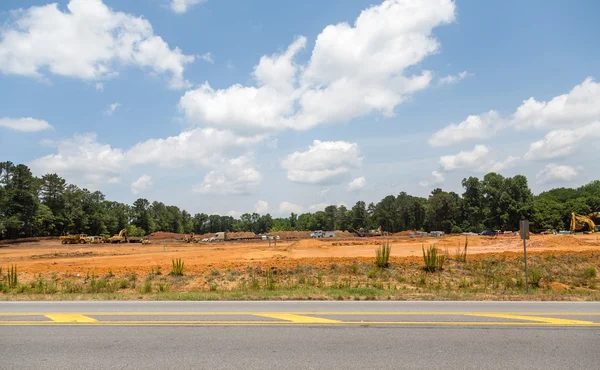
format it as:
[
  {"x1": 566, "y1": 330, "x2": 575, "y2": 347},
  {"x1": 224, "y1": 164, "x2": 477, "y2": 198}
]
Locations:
[
  {"x1": 104, "y1": 103, "x2": 120, "y2": 116},
  {"x1": 0, "y1": 0, "x2": 195, "y2": 88},
  {"x1": 29, "y1": 133, "x2": 125, "y2": 186},
  {"x1": 279, "y1": 201, "x2": 303, "y2": 215},
  {"x1": 439, "y1": 145, "x2": 518, "y2": 173},
  {"x1": 227, "y1": 210, "x2": 243, "y2": 218},
  {"x1": 439, "y1": 71, "x2": 470, "y2": 85},
  {"x1": 308, "y1": 203, "x2": 329, "y2": 212},
  {"x1": 126, "y1": 128, "x2": 264, "y2": 168},
  {"x1": 255, "y1": 200, "x2": 269, "y2": 214},
  {"x1": 513, "y1": 77, "x2": 600, "y2": 129},
  {"x1": 192, "y1": 156, "x2": 261, "y2": 195},
  {"x1": 430, "y1": 77, "x2": 600, "y2": 147},
  {"x1": 199, "y1": 52, "x2": 214, "y2": 64},
  {"x1": 179, "y1": 0, "x2": 456, "y2": 134},
  {"x1": 281, "y1": 140, "x2": 362, "y2": 185},
  {"x1": 536, "y1": 164, "x2": 579, "y2": 184},
  {"x1": 524, "y1": 122, "x2": 600, "y2": 161},
  {"x1": 428, "y1": 111, "x2": 500, "y2": 147},
  {"x1": 95, "y1": 83, "x2": 104, "y2": 92},
  {"x1": 419, "y1": 170, "x2": 445, "y2": 187},
  {"x1": 131, "y1": 175, "x2": 152, "y2": 194},
  {"x1": 347, "y1": 176, "x2": 366, "y2": 191},
  {"x1": 0, "y1": 117, "x2": 53, "y2": 132},
  {"x1": 170, "y1": 0, "x2": 206, "y2": 14}
]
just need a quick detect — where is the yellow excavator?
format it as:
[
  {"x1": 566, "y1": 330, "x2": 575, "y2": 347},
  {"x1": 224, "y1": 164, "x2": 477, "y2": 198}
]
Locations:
[
  {"x1": 570, "y1": 213, "x2": 596, "y2": 234},
  {"x1": 107, "y1": 229, "x2": 128, "y2": 244}
]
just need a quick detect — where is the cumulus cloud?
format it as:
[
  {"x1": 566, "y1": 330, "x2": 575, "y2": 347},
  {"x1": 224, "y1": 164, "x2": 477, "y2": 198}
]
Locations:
[
  {"x1": 104, "y1": 103, "x2": 120, "y2": 116},
  {"x1": 255, "y1": 200, "x2": 269, "y2": 214},
  {"x1": 429, "y1": 111, "x2": 500, "y2": 147},
  {"x1": 419, "y1": 170, "x2": 445, "y2": 187},
  {"x1": 536, "y1": 164, "x2": 579, "y2": 184},
  {"x1": 281, "y1": 140, "x2": 362, "y2": 185},
  {"x1": 438, "y1": 71, "x2": 471, "y2": 85},
  {"x1": 439, "y1": 145, "x2": 518, "y2": 173},
  {"x1": 279, "y1": 201, "x2": 303, "y2": 215},
  {"x1": 192, "y1": 156, "x2": 261, "y2": 195},
  {"x1": 308, "y1": 203, "x2": 329, "y2": 212},
  {"x1": 199, "y1": 52, "x2": 214, "y2": 64},
  {"x1": 0, "y1": 117, "x2": 53, "y2": 132},
  {"x1": 131, "y1": 175, "x2": 152, "y2": 194},
  {"x1": 30, "y1": 128, "x2": 264, "y2": 191},
  {"x1": 429, "y1": 77, "x2": 600, "y2": 147},
  {"x1": 179, "y1": 0, "x2": 456, "y2": 134},
  {"x1": 0, "y1": 0, "x2": 195, "y2": 88},
  {"x1": 347, "y1": 177, "x2": 366, "y2": 191},
  {"x1": 524, "y1": 122, "x2": 600, "y2": 161},
  {"x1": 29, "y1": 133, "x2": 125, "y2": 186},
  {"x1": 170, "y1": 0, "x2": 206, "y2": 14}
]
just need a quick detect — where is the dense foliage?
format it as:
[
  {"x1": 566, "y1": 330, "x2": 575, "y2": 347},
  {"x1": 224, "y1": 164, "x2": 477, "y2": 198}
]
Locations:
[{"x1": 1, "y1": 161, "x2": 599, "y2": 239}]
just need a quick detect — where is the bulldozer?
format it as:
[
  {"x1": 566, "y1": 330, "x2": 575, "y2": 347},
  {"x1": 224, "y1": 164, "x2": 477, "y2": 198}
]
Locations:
[
  {"x1": 570, "y1": 213, "x2": 597, "y2": 234},
  {"x1": 59, "y1": 234, "x2": 94, "y2": 244},
  {"x1": 107, "y1": 229, "x2": 129, "y2": 244},
  {"x1": 184, "y1": 233, "x2": 202, "y2": 243}
]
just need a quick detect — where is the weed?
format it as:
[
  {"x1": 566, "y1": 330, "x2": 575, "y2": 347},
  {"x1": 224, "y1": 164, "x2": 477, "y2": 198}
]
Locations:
[
  {"x1": 422, "y1": 245, "x2": 445, "y2": 272},
  {"x1": 375, "y1": 241, "x2": 391, "y2": 268},
  {"x1": 455, "y1": 236, "x2": 468, "y2": 262},
  {"x1": 170, "y1": 258, "x2": 184, "y2": 276},
  {"x1": 529, "y1": 267, "x2": 543, "y2": 288},
  {"x1": 7, "y1": 265, "x2": 18, "y2": 289},
  {"x1": 140, "y1": 280, "x2": 152, "y2": 294},
  {"x1": 157, "y1": 282, "x2": 169, "y2": 292},
  {"x1": 582, "y1": 266, "x2": 597, "y2": 280}
]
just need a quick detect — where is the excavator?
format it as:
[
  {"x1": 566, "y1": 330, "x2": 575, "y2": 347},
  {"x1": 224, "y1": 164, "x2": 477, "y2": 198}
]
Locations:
[
  {"x1": 570, "y1": 213, "x2": 597, "y2": 234},
  {"x1": 107, "y1": 229, "x2": 129, "y2": 244}
]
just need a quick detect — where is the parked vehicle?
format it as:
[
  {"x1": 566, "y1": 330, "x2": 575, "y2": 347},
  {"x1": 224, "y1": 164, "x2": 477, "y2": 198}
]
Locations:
[{"x1": 480, "y1": 230, "x2": 498, "y2": 236}]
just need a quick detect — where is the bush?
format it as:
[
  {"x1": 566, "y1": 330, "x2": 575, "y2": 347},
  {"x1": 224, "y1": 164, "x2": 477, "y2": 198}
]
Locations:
[
  {"x1": 451, "y1": 225, "x2": 463, "y2": 234},
  {"x1": 422, "y1": 245, "x2": 445, "y2": 272},
  {"x1": 529, "y1": 267, "x2": 543, "y2": 288},
  {"x1": 375, "y1": 242, "x2": 391, "y2": 269},
  {"x1": 170, "y1": 258, "x2": 184, "y2": 276},
  {"x1": 582, "y1": 266, "x2": 597, "y2": 280},
  {"x1": 140, "y1": 280, "x2": 152, "y2": 294},
  {"x1": 7, "y1": 265, "x2": 18, "y2": 289}
]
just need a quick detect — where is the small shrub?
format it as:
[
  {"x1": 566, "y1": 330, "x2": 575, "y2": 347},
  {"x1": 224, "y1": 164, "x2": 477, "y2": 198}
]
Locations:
[
  {"x1": 422, "y1": 245, "x2": 445, "y2": 272},
  {"x1": 582, "y1": 266, "x2": 597, "y2": 280},
  {"x1": 170, "y1": 258, "x2": 184, "y2": 276},
  {"x1": 140, "y1": 280, "x2": 152, "y2": 294},
  {"x1": 455, "y1": 236, "x2": 468, "y2": 263},
  {"x1": 375, "y1": 242, "x2": 391, "y2": 269},
  {"x1": 157, "y1": 282, "x2": 169, "y2": 292},
  {"x1": 529, "y1": 267, "x2": 543, "y2": 288}
]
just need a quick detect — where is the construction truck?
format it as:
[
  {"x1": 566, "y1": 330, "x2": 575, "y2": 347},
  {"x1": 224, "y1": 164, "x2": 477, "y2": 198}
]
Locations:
[
  {"x1": 59, "y1": 234, "x2": 94, "y2": 244},
  {"x1": 107, "y1": 229, "x2": 129, "y2": 244},
  {"x1": 570, "y1": 213, "x2": 597, "y2": 234},
  {"x1": 184, "y1": 233, "x2": 202, "y2": 243}
]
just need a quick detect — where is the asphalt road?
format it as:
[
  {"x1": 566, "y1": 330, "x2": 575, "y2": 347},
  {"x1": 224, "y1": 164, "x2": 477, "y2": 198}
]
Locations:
[{"x1": 1, "y1": 301, "x2": 599, "y2": 369}]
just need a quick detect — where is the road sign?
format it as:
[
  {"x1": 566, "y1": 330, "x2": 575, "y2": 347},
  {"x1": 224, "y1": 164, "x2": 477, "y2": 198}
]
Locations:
[{"x1": 519, "y1": 220, "x2": 530, "y2": 240}]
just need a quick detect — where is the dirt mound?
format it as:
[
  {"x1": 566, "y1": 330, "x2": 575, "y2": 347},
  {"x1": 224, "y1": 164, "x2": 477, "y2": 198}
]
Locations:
[
  {"x1": 530, "y1": 235, "x2": 594, "y2": 249},
  {"x1": 274, "y1": 231, "x2": 311, "y2": 238},
  {"x1": 228, "y1": 232, "x2": 256, "y2": 238},
  {"x1": 334, "y1": 230, "x2": 355, "y2": 238},
  {"x1": 289, "y1": 239, "x2": 326, "y2": 249},
  {"x1": 392, "y1": 230, "x2": 414, "y2": 236},
  {"x1": 149, "y1": 232, "x2": 186, "y2": 240}
]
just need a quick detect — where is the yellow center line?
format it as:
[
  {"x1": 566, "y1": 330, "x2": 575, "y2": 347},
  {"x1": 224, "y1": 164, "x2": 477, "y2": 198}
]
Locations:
[
  {"x1": 254, "y1": 313, "x2": 342, "y2": 323},
  {"x1": 1, "y1": 311, "x2": 599, "y2": 316},
  {"x1": 467, "y1": 313, "x2": 594, "y2": 325},
  {"x1": 44, "y1": 314, "x2": 97, "y2": 323}
]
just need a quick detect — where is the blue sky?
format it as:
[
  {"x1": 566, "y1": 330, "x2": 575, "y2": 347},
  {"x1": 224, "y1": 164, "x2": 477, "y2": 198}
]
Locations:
[{"x1": 1, "y1": 0, "x2": 599, "y2": 216}]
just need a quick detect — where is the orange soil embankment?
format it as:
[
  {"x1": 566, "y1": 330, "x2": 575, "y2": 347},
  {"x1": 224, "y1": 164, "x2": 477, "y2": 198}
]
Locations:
[{"x1": 0, "y1": 234, "x2": 598, "y2": 278}]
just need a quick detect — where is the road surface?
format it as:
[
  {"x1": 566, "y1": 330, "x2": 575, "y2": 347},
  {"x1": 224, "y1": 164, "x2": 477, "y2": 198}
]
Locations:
[{"x1": 1, "y1": 301, "x2": 599, "y2": 369}]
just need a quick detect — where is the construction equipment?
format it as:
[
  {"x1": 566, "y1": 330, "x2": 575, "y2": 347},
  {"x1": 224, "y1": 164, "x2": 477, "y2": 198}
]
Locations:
[
  {"x1": 59, "y1": 234, "x2": 94, "y2": 244},
  {"x1": 184, "y1": 233, "x2": 202, "y2": 243},
  {"x1": 107, "y1": 229, "x2": 128, "y2": 244},
  {"x1": 353, "y1": 226, "x2": 385, "y2": 237},
  {"x1": 570, "y1": 213, "x2": 596, "y2": 234}
]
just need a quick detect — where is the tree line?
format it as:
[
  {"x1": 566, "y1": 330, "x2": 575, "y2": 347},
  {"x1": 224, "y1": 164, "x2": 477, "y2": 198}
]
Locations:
[{"x1": 1, "y1": 161, "x2": 599, "y2": 239}]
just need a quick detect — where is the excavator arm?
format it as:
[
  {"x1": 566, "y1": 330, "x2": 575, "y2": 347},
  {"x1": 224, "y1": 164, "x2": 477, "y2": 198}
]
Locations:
[{"x1": 571, "y1": 213, "x2": 596, "y2": 234}]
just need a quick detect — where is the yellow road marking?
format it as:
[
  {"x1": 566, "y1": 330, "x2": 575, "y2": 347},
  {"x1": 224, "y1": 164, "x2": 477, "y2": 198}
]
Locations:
[
  {"x1": 254, "y1": 313, "x2": 342, "y2": 323},
  {"x1": 44, "y1": 314, "x2": 97, "y2": 323},
  {"x1": 0, "y1": 321, "x2": 598, "y2": 327},
  {"x1": 1, "y1": 311, "x2": 599, "y2": 316},
  {"x1": 467, "y1": 313, "x2": 594, "y2": 325}
]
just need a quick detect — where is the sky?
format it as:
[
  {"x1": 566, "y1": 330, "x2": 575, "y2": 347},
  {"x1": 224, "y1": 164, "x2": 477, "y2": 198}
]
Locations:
[{"x1": 1, "y1": 0, "x2": 599, "y2": 217}]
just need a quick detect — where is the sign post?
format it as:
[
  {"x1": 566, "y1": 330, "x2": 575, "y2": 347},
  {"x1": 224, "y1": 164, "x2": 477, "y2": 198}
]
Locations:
[{"x1": 519, "y1": 220, "x2": 530, "y2": 293}]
